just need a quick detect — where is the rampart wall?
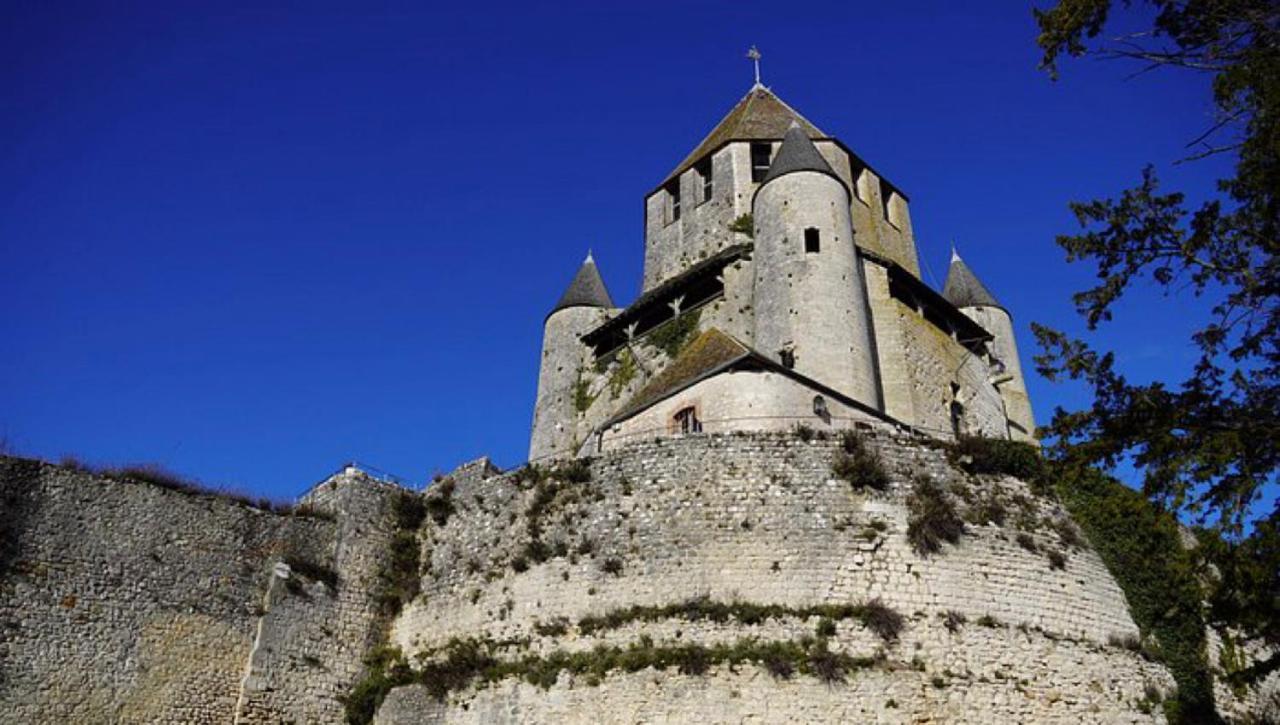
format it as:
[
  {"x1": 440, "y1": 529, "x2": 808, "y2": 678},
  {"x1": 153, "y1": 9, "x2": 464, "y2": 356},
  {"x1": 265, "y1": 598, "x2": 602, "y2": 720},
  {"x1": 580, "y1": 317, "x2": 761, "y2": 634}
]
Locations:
[
  {"x1": 0, "y1": 458, "x2": 397, "y2": 724},
  {"x1": 383, "y1": 430, "x2": 1173, "y2": 723}
]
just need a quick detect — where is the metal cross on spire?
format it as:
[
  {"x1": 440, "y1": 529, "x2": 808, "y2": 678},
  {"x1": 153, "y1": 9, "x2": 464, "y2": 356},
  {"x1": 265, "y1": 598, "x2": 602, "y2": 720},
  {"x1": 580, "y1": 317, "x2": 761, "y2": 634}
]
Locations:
[{"x1": 746, "y1": 46, "x2": 762, "y2": 87}]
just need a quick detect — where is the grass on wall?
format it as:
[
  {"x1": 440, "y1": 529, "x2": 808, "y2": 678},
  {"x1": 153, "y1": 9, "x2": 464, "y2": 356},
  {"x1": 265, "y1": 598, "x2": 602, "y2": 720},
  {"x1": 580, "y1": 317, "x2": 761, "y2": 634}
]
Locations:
[
  {"x1": 347, "y1": 634, "x2": 883, "y2": 718},
  {"x1": 54, "y1": 459, "x2": 333, "y2": 518},
  {"x1": 574, "y1": 597, "x2": 903, "y2": 643}
]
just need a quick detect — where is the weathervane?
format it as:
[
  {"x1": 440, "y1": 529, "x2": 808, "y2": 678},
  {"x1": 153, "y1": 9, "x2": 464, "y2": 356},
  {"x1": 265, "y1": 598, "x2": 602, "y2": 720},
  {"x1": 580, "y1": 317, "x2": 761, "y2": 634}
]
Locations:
[{"x1": 747, "y1": 45, "x2": 762, "y2": 87}]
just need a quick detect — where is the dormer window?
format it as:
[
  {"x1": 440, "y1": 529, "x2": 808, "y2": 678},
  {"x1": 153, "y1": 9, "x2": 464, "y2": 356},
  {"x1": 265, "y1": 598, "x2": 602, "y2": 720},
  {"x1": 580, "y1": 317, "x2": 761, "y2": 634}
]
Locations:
[
  {"x1": 750, "y1": 142, "x2": 772, "y2": 182},
  {"x1": 695, "y1": 158, "x2": 712, "y2": 204},
  {"x1": 804, "y1": 227, "x2": 820, "y2": 254},
  {"x1": 665, "y1": 179, "x2": 681, "y2": 223}
]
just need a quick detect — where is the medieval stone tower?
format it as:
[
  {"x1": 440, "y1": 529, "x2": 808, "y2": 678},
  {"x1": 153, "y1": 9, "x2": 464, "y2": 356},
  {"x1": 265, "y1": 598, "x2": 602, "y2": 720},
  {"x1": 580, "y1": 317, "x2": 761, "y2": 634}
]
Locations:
[{"x1": 530, "y1": 82, "x2": 1037, "y2": 461}]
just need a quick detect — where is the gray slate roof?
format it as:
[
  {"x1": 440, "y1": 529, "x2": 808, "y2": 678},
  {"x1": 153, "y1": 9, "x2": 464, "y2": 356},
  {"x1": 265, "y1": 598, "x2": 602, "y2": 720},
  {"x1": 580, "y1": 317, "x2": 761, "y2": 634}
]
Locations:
[
  {"x1": 942, "y1": 252, "x2": 1002, "y2": 309},
  {"x1": 761, "y1": 124, "x2": 839, "y2": 186},
  {"x1": 661, "y1": 86, "x2": 826, "y2": 186},
  {"x1": 551, "y1": 254, "x2": 613, "y2": 315}
]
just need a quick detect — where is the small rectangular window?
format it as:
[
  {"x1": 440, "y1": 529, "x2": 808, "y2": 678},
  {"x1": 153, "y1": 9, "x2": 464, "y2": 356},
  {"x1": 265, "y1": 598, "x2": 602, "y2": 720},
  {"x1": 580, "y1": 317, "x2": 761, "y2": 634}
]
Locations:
[
  {"x1": 665, "y1": 179, "x2": 680, "y2": 223},
  {"x1": 673, "y1": 406, "x2": 702, "y2": 434},
  {"x1": 804, "y1": 227, "x2": 820, "y2": 253},
  {"x1": 750, "y1": 143, "x2": 772, "y2": 182},
  {"x1": 695, "y1": 158, "x2": 712, "y2": 204}
]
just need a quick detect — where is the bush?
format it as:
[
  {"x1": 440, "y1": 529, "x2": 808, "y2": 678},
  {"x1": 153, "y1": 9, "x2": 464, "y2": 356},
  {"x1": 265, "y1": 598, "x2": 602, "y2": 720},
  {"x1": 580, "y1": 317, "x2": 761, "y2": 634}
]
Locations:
[
  {"x1": 942, "y1": 610, "x2": 967, "y2": 632},
  {"x1": 342, "y1": 646, "x2": 412, "y2": 725},
  {"x1": 375, "y1": 529, "x2": 421, "y2": 616},
  {"x1": 728, "y1": 213, "x2": 754, "y2": 237},
  {"x1": 390, "y1": 490, "x2": 427, "y2": 530},
  {"x1": 551, "y1": 458, "x2": 592, "y2": 484},
  {"x1": 906, "y1": 477, "x2": 965, "y2": 555},
  {"x1": 1047, "y1": 549, "x2": 1067, "y2": 570},
  {"x1": 815, "y1": 617, "x2": 837, "y2": 638},
  {"x1": 856, "y1": 599, "x2": 904, "y2": 642},
  {"x1": 806, "y1": 641, "x2": 846, "y2": 683},
  {"x1": 1015, "y1": 532, "x2": 1038, "y2": 553},
  {"x1": 965, "y1": 497, "x2": 1007, "y2": 526},
  {"x1": 831, "y1": 431, "x2": 890, "y2": 491},
  {"x1": 601, "y1": 558, "x2": 624, "y2": 576},
  {"x1": 534, "y1": 618, "x2": 569, "y2": 637},
  {"x1": 948, "y1": 436, "x2": 1045, "y2": 481}
]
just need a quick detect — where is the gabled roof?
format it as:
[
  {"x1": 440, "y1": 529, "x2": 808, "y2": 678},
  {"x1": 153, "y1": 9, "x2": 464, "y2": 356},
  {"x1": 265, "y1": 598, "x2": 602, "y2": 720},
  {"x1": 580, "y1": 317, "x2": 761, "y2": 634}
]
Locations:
[
  {"x1": 942, "y1": 250, "x2": 1002, "y2": 310},
  {"x1": 660, "y1": 85, "x2": 826, "y2": 186},
  {"x1": 550, "y1": 252, "x2": 613, "y2": 316},
  {"x1": 760, "y1": 123, "x2": 842, "y2": 187}
]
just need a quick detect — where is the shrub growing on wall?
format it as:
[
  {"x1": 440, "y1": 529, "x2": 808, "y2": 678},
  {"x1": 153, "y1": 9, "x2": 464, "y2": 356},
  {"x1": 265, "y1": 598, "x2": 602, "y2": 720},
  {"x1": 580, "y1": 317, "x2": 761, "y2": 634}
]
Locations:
[
  {"x1": 906, "y1": 477, "x2": 965, "y2": 555},
  {"x1": 947, "y1": 436, "x2": 1045, "y2": 482},
  {"x1": 832, "y1": 431, "x2": 890, "y2": 491}
]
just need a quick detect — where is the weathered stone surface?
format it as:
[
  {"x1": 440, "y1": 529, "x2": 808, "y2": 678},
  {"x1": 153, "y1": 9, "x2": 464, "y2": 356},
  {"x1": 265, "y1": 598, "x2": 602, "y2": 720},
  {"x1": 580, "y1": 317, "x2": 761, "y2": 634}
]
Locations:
[
  {"x1": 383, "y1": 430, "x2": 1175, "y2": 723},
  {"x1": 0, "y1": 458, "x2": 398, "y2": 724}
]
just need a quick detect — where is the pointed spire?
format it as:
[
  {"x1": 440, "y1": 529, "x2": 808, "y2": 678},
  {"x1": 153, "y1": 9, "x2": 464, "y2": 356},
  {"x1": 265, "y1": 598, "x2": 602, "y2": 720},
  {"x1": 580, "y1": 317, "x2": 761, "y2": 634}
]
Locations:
[
  {"x1": 760, "y1": 123, "x2": 838, "y2": 186},
  {"x1": 943, "y1": 251, "x2": 1003, "y2": 309},
  {"x1": 550, "y1": 252, "x2": 614, "y2": 315}
]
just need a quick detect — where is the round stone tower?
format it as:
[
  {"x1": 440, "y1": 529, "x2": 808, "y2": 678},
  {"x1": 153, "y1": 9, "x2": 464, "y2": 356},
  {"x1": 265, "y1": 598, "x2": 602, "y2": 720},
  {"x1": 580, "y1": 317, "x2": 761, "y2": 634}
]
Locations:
[
  {"x1": 943, "y1": 250, "x2": 1037, "y2": 442},
  {"x1": 751, "y1": 124, "x2": 881, "y2": 409},
  {"x1": 529, "y1": 253, "x2": 614, "y2": 462}
]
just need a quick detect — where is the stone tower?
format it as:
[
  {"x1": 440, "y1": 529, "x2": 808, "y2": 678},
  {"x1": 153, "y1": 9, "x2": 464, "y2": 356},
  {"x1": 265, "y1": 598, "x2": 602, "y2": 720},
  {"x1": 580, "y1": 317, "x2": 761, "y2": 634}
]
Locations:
[
  {"x1": 943, "y1": 251, "x2": 1036, "y2": 442},
  {"x1": 751, "y1": 124, "x2": 881, "y2": 408},
  {"x1": 529, "y1": 253, "x2": 614, "y2": 461}
]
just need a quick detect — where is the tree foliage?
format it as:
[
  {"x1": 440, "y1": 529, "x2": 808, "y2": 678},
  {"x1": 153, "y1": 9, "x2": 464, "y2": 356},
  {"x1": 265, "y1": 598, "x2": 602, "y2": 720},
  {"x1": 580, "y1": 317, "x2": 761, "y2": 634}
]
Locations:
[{"x1": 1031, "y1": 0, "x2": 1279, "y2": 688}]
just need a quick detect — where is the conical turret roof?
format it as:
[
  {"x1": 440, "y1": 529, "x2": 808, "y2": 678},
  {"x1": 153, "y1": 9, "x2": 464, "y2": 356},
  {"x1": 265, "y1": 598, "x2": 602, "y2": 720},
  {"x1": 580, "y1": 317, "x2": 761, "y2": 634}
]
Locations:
[
  {"x1": 760, "y1": 123, "x2": 839, "y2": 186},
  {"x1": 550, "y1": 252, "x2": 614, "y2": 315},
  {"x1": 942, "y1": 250, "x2": 1002, "y2": 309},
  {"x1": 661, "y1": 86, "x2": 826, "y2": 186}
]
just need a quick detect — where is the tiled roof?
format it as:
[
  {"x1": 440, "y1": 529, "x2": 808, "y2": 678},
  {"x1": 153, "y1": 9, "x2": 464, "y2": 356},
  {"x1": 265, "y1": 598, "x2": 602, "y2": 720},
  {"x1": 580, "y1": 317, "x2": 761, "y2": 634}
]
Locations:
[
  {"x1": 760, "y1": 123, "x2": 840, "y2": 186},
  {"x1": 550, "y1": 253, "x2": 613, "y2": 315},
  {"x1": 942, "y1": 251, "x2": 1002, "y2": 309},
  {"x1": 661, "y1": 86, "x2": 825, "y2": 186},
  {"x1": 610, "y1": 329, "x2": 750, "y2": 422}
]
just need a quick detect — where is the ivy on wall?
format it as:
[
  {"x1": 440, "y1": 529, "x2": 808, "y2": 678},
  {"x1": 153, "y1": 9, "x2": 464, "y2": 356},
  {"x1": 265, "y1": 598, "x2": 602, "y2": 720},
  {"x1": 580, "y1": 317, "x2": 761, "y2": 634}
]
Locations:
[
  {"x1": 945, "y1": 435, "x2": 1217, "y2": 723},
  {"x1": 1053, "y1": 465, "x2": 1216, "y2": 724}
]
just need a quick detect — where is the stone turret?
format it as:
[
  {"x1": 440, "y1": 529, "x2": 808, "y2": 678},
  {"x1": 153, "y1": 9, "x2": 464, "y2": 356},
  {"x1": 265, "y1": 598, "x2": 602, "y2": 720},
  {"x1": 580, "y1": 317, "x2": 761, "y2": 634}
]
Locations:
[
  {"x1": 529, "y1": 253, "x2": 614, "y2": 461},
  {"x1": 751, "y1": 124, "x2": 881, "y2": 409},
  {"x1": 943, "y1": 250, "x2": 1036, "y2": 442}
]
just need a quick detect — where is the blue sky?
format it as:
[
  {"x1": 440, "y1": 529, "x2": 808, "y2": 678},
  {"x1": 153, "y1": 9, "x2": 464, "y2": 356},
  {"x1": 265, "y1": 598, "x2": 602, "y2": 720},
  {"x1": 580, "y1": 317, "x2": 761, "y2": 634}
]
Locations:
[{"x1": 1, "y1": 1, "x2": 1235, "y2": 500}]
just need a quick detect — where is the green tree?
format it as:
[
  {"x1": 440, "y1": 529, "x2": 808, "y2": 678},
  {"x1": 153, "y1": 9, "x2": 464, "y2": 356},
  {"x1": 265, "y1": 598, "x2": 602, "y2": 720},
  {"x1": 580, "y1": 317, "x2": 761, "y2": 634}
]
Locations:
[{"x1": 1031, "y1": 0, "x2": 1278, "y2": 688}]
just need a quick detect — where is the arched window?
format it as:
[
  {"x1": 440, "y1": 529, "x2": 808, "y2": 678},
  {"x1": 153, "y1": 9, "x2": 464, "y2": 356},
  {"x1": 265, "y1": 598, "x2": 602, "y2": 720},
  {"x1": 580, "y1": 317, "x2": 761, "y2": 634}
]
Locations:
[{"x1": 673, "y1": 406, "x2": 702, "y2": 435}]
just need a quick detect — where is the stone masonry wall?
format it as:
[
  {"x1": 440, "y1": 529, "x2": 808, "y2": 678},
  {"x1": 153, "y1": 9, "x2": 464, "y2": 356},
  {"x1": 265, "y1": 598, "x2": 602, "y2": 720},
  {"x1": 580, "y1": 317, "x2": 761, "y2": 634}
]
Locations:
[
  {"x1": 0, "y1": 457, "x2": 398, "y2": 724},
  {"x1": 382, "y1": 430, "x2": 1172, "y2": 723}
]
